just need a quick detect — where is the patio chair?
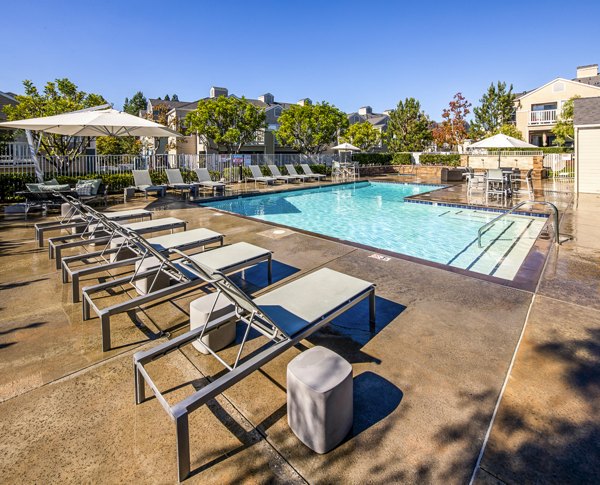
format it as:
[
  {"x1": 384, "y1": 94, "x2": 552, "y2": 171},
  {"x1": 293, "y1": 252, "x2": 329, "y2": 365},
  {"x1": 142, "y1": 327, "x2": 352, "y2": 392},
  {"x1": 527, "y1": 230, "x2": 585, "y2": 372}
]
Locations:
[
  {"x1": 62, "y1": 225, "x2": 224, "y2": 303},
  {"x1": 267, "y1": 164, "x2": 300, "y2": 184},
  {"x1": 48, "y1": 214, "x2": 187, "y2": 269},
  {"x1": 34, "y1": 196, "x2": 152, "y2": 247},
  {"x1": 511, "y1": 169, "x2": 534, "y2": 198},
  {"x1": 194, "y1": 168, "x2": 226, "y2": 195},
  {"x1": 165, "y1": 169, "x2": 198, "y2": 197},
  {"x1": 284, "y1": 164, "x2": 311, "y2": 182},
  {"x1": 247, "y1": 165, "x2": 276, "y2": 188},
  {"x1": 81, "y1": 231, "x2": 273, "y2": 351},
  {"x1": 300, "y1": 163, "x2": 326, "y2": 181},
  {"x1": 485, "y1": 169, "x2": 509, "y2": 201},
  {"x1": 132, "y1": 170, "x2": 167, "y2": 198},
  {"x1": 133, "y1": 257, "x2": 375, "y2": 481}
]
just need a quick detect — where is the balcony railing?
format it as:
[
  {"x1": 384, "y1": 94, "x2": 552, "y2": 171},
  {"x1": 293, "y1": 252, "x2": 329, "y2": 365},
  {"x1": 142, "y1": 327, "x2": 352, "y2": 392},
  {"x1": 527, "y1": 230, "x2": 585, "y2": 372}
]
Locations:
[{"x1": 529, "y1": 109, "x2": 557, "y2": 126}]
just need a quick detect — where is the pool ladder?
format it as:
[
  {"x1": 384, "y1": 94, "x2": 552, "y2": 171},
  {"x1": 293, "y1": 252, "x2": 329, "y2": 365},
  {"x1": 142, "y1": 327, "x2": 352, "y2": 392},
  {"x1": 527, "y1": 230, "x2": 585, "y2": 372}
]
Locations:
[{"x1": 477, "y1": 200, "x2": 570, "y2": 248}]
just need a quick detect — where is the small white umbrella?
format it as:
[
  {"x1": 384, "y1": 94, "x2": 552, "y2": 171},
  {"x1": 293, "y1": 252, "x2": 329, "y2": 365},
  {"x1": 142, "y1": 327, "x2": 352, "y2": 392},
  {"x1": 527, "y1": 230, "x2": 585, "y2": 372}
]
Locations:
[
  {"x1": 468, "y1": 133, "x2": 537, "y2": 149},
  {"x1": 332, "y1": 142, "x2": 360, "y2": 163},
  {"x1": 0, "y1": 108, "x2": 181, "y2": 137},
  {"x1": 331, "y1": 142, "x2": 361, "y2": 151}
]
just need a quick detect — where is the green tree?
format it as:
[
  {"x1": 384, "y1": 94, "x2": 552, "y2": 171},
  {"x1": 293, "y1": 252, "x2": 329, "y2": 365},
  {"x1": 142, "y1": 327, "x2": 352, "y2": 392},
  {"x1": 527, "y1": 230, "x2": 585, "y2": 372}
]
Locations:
[
  {"x1": 123, "y1": 91, "x2": 147, "y2": 115},
  {"x1": 470, "y1": 81, "x2": 516, "y2": 140},
  {"x1": 164, "y1": 94, "x2": 171, "y2": 101},
  {"x1": 493, "y1": 123, "x2": 523, "y2": 140},
  {"x1": 96, "y1": 136, "x2": 141, "y2": 155},
  {"x1": 3, "y1": 78, "x2": 106, "y2": 161},
  {"x1": 552, "y1": 96, "x2": 580, "y2": 146},
  {"x1": 275, "y1": 102, "x2": 348, "y2": 154},
  {"x1": 172, "y1": 94, "x2": 179, "y2": 101},
  {"x1": 385, "y1": 97, "x2": 432, "y2": 152},
  {"x1": 341, "y1": 121, "x2": 381, "y2": 151},
  {"x1": 185, "y1": 96, "x2": 267, "y2": 153}
]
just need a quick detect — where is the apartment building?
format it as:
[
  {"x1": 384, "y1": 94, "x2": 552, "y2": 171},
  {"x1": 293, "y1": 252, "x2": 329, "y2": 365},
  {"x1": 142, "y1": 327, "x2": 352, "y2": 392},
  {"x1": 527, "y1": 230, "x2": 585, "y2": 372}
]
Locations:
[
  {"x1": 514, "y1": 64, "x2": 600, "y2": 147},
  {"x1": 347, "y1": 106, "x2": 391, "y2": 150},
  {"x1": 143, "y1": 87, "x2": 310, "y2": 155}
]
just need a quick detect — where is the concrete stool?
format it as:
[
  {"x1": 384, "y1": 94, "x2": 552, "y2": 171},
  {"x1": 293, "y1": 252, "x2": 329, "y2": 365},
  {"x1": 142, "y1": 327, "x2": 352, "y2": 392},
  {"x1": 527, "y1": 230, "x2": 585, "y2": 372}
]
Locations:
[
  {"x1": 190, "y1": 292, "x2": 236, "y2": 354},
  {"x1": 133, "y1": 257, "x2": 171, "y2": 295},
  {"x1": 287, "y1": 346, "x2": 353, "y2": 453},
  {"x1": 108, "y1": 236, "x2": 137, "y2": 262},
  {"x1": 61, "y1": 203, "x2": 76, "y2": 217}
]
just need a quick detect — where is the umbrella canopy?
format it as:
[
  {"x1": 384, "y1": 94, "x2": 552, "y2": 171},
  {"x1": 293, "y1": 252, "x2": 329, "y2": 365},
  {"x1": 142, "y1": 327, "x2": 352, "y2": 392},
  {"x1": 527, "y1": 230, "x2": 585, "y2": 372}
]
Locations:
[
  {"x1": 331, "y1": 142, "x2": 360, "y2": 151},
  {"x1": 0, "y1": 108, "x2": 181, "y2": 137},
  {"x1": 468, "y1": 133, "x2": 536, "y2": 149}
]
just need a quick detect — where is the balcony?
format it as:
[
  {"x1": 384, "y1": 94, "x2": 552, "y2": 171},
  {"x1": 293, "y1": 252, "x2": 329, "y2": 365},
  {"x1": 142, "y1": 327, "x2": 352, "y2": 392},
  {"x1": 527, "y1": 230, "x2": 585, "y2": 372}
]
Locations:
[{"x1": 529, "y1": 109, "x2": 557, "y2": 126}]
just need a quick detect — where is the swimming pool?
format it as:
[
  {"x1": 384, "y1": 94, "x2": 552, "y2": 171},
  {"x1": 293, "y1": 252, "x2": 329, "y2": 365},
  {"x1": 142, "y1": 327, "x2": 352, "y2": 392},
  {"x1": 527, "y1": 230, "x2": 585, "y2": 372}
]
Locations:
[{"x1": 203, "y1": 182, "x2": 547, "y2": 280}]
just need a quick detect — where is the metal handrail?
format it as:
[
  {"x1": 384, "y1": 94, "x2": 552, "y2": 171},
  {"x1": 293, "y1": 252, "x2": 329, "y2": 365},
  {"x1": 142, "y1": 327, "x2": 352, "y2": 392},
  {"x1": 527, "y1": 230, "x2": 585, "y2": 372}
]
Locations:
[{"x1": 477, "y1": 200, "x2": 561, "y2": 248}]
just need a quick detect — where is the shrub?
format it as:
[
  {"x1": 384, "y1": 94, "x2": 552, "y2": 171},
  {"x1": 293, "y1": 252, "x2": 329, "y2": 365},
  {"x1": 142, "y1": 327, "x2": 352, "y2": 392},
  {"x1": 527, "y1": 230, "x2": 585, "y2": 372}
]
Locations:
[
  {"x1": 419, "y1": 153, "x2": 461, "y2": 166},
  {"x1": 0, "y1": 173, "x2": 37, "y2": 200},
  {"x1": 489, "y1": 146, "x2": 573, "y2": 154},
  {"x1": 352, "y1": 153, "x2": 393, "y2": 165},
  {"x1": 391, "y1": 153, "x2": 412, "y2": 165}
]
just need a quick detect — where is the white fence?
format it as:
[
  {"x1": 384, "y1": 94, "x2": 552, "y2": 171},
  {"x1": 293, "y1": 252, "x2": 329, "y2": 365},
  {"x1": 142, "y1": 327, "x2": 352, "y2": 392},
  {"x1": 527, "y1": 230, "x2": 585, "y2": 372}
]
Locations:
[
  {"x1": 543, "y1": 153, "x2": 574, "y2": 179},
  {"x1": 0, "y1": 151, "x2": 340, "y2": 182}
]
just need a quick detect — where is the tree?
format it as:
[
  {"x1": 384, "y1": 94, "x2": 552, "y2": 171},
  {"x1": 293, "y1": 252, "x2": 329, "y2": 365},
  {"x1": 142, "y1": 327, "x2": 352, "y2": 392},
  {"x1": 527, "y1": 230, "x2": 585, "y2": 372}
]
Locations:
[
  {"x1": 275, "y1": 102, "x2": 348, "y2": 154},
  {"x1": 385, "y1": 97, "x2": 432, "y2": 152},
  {"x1": 341, "y1": 122, "x2": 381, "y2": 151},
  {"x1": 470, "y1": 81, "x2": 516, "y2": 140},
  {"x1": 96, "y1": 136, "x2": 141, "y2": 155},
  {"x1": 164, "y1": 94, "x2": 171, "y2": 101},
  {"x1": 552, "y1": 96, "x2": 580, "y2": 146},
  {"x1": 432, "y1": 92, "x2": 471, "y2": 149},
  {"x1": 3, "y1": 78, "x2": 106, "y2": 162},
  {"x1": 123, "y1": 91, "x2": 147, "y2": 115},
  {"x1": 493, "y1": 123, "x2": 523, "y2": 140},
  {"x1": 185, "y1": 96, "x2": 267, "y2": 153},
  {"x1": 172, "y1": 94, "x2": 179, "y2": 101}
]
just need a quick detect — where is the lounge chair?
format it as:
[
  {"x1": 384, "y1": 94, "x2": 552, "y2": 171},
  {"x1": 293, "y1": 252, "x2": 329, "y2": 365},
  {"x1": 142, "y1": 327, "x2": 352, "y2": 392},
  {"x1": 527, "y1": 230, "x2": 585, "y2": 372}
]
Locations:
[
  {"x1": 133, "y1": 258, "x2": 375, "y2": 481},
  {"x1": 300, "y1": 163, "x2": 326, "y2": 181},
  {"x1": 165, "y1": 169, "x2": 198, "y2": 197},
  {"x1": 34, "y1": 197, "x2": 152, "y2": 247},
  {"x1": 247, "y1": 165, "x2": 276, "y2": 188},
  {"x1": 194, "y1": 168, "x2": 226, "y2": 195},
  {"x1": 132, "y1": 170, "x2": 166, "y2": 198},
  {"x1": 48, "y1": 216, "x2": 187, "y2": 269},
  {"x1": 63, "y1": 226, "x2": 224, "y2": 303},
  {"x1": 285, "y1": 164, "x2": 311, "y2": 182},
  {"x1": 267, "y1": 164, "x2": 300, "y2": 184},
  {"x1": 81, "y1": 231, "x2": 272, "y2": 351}
]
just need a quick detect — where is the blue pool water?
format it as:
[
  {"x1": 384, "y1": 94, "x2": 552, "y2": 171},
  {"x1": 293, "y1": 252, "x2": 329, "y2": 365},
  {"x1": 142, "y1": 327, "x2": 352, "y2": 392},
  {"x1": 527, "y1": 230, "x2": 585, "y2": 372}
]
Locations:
[{"x1": 203, "y1": 182, "x2": 547, "y2": 280}]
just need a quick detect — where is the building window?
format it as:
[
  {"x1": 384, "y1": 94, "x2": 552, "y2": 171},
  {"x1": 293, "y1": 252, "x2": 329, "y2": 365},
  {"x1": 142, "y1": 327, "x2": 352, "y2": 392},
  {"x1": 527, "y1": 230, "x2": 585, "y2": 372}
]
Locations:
[{"x1": 531, "y1": 103, "x2": 557, "y2": 111}]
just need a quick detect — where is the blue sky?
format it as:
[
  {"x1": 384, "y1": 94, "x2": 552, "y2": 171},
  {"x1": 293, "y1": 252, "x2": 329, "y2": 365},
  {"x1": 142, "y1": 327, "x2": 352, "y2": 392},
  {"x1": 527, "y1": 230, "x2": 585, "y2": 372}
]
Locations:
[{"x1": 2, "y1": 0, "x2": 599, "y2": 119}]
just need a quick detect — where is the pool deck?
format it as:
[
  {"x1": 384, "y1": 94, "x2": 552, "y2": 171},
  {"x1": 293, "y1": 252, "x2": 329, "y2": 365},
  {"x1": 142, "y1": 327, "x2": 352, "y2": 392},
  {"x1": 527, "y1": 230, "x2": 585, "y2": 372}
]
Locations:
[{"x1": 0, "y1": 175, "x2": 598, "y2": 483}]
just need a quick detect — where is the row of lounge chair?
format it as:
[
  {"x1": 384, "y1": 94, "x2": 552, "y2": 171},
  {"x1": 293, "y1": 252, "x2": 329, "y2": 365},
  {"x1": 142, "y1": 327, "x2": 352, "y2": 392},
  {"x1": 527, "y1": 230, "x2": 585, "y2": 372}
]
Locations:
[{"x1": 35, "y1": 194, "x2": 374, "y2": 481}]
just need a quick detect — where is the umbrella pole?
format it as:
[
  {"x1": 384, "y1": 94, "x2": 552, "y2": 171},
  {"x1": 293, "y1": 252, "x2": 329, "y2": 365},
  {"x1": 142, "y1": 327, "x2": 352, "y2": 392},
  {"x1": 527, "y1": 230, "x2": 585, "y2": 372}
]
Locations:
[{"x1": 25, "y1": 130, "x2": 44, "y2": 183}]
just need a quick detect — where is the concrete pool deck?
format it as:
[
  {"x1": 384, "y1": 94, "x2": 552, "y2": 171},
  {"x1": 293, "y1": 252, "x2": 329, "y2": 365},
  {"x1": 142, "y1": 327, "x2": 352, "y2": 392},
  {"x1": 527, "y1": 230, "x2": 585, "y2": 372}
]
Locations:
[{"x1": 0, "y1": 176, "x2": 597, "y2": 483}]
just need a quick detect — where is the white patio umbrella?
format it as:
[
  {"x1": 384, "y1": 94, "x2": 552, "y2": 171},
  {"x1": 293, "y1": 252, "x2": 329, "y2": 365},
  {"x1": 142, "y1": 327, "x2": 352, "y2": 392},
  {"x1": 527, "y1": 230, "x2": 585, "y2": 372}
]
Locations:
[
  {"x1": 331, "y1": 142, "x2": 361, "y2": 151},
  {"x1": 0, "y1": 107, "x2": 181, "y2": 181},
  {"x1": 468, "y1": 133, "x2": 537, "y2": 149},
  {"x1": 331, "y1": 142, "x2": 360, "y2": 163},
  {"x1": 0, "y1": 108, "x2": 181, "y2": 137},
  {"x1": 468, "y1": 133, "x2": 537, "y2": 168}
]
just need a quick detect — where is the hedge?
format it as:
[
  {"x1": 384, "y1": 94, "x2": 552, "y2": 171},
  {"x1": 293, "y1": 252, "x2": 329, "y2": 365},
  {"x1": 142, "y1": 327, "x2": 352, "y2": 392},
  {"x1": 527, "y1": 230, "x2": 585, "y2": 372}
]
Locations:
[
  {"x1": 391, "y1": 153, "x2": 412, "y2": 165},
  {"x1": 351, "y1": 153, "x2": 393, "y2": 165},
  {"x1": 419, "y1": 153, "x2": 461, "y2": 166},
  {"x1": 493, "y1": 146, "x2": 573, "y2": 154},
  {"x1": 0, "y1": 165, "x2": 332, "y2": 201}
]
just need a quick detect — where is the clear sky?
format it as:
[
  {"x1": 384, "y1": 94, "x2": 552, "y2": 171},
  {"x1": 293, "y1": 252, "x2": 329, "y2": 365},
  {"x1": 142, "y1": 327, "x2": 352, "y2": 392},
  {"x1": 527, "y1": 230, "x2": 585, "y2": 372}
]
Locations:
[{"x1": 2, "y1": 0, "x2": 599, "y2": 119}]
